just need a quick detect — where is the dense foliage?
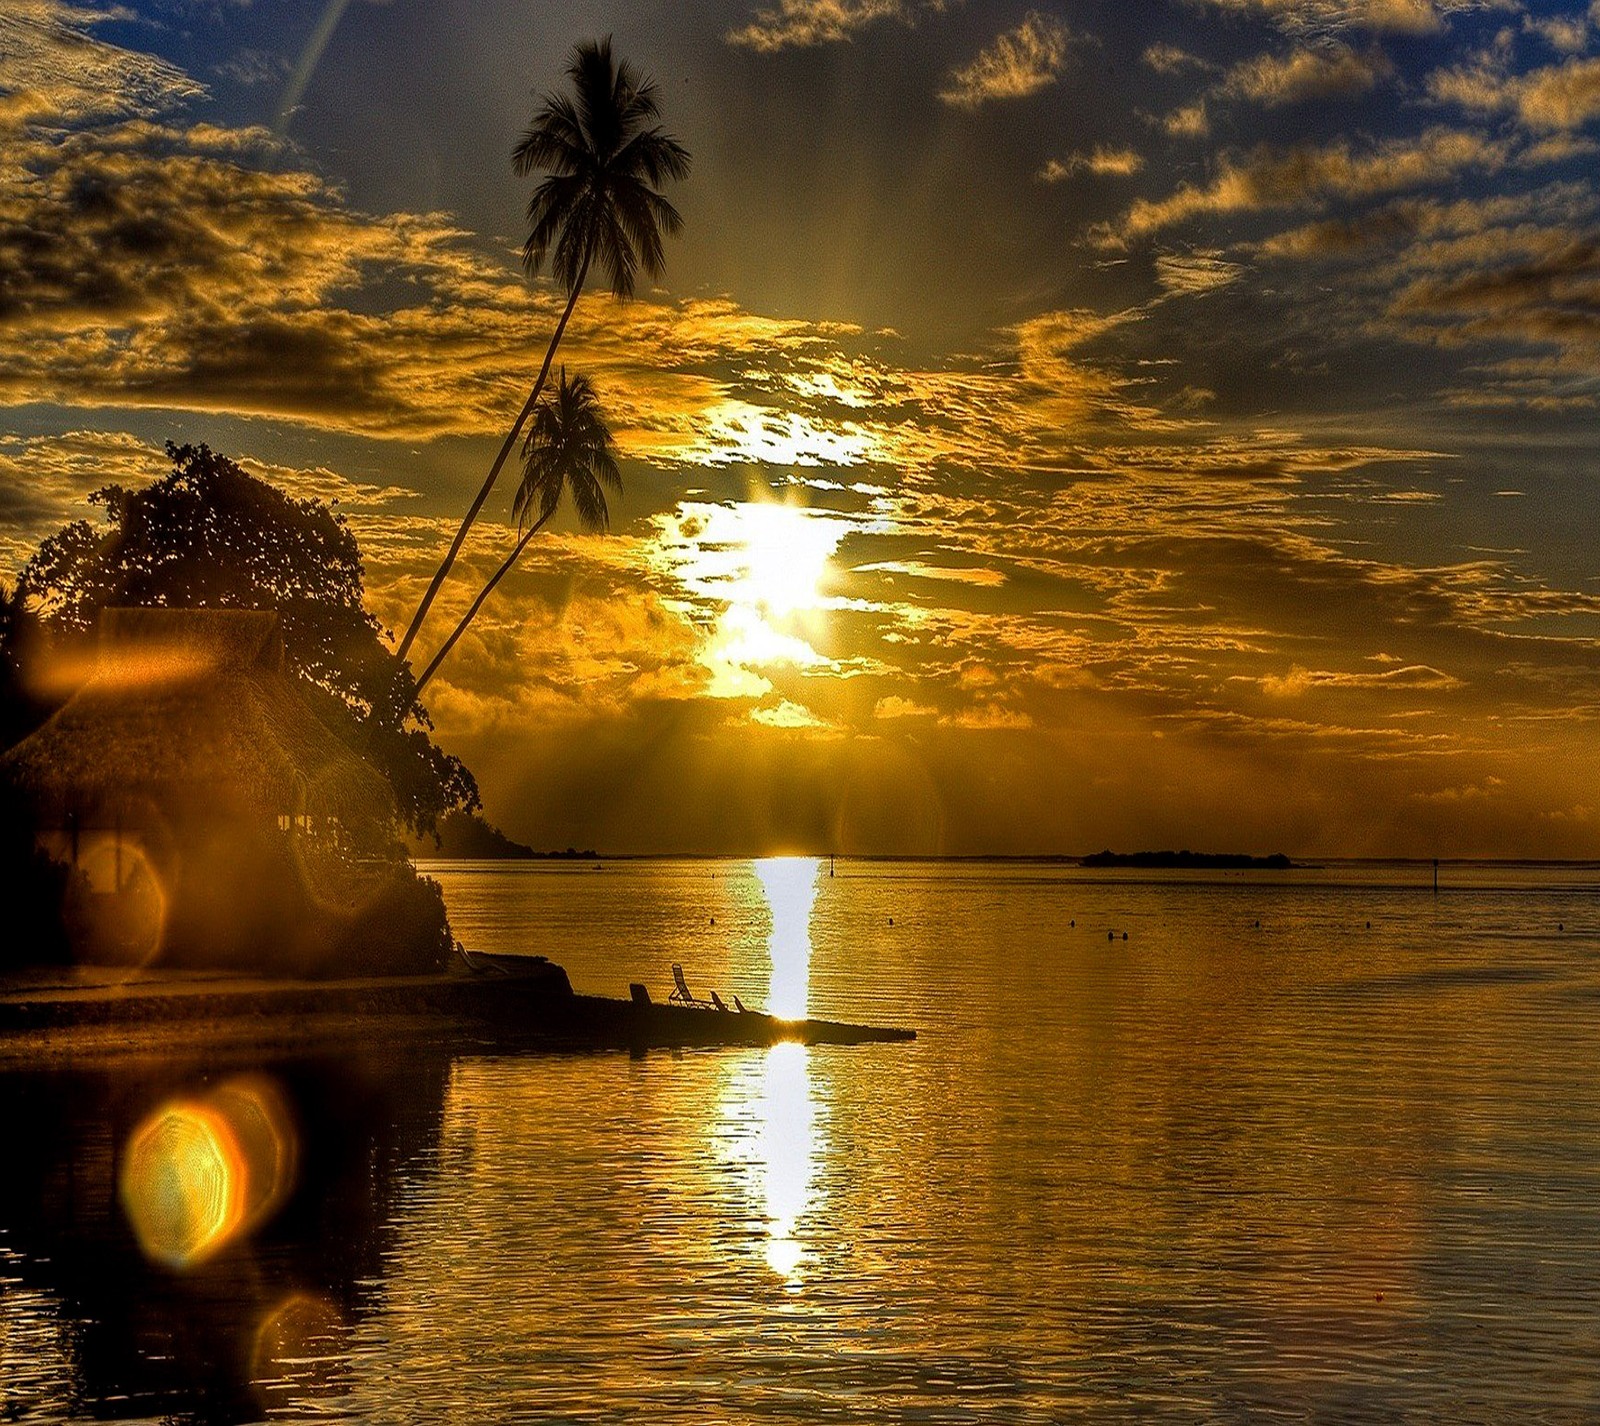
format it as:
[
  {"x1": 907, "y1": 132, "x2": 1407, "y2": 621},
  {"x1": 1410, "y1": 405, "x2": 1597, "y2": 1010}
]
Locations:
[
  {"x1": 0, "y1": 583, "x2": 52, "y2": 750},
  {"x1": 11, "y1": 442, "x2": 478, "y2": 835}
]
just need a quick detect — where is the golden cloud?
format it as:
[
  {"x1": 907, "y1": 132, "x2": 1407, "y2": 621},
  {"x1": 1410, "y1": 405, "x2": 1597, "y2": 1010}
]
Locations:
[
  {"x1": 1219, "y1": 41, "x2": 1394, "y2": 106},
  {"x1": 1429, "y1": 53, "x2": 1600, "y2": 131},
  {"x1": 8, "y1": 1, "x2": 1600, "y2": 857},
  {"x1": 1113, "y1": 127, "x2": 1513, "y2": 242},
  {"x1": 724, "y1": 0, "x2": 945, "y2": 52},
  {"x1": 1189, "y1": 0, "x2": 1499, "y2": 37},
  {"x1": 1038, "y1": 148, "x2": 1146, "y2": 182},
  {"x1": 938, "y1": 11, "x2": 1077, "y2": 109}
]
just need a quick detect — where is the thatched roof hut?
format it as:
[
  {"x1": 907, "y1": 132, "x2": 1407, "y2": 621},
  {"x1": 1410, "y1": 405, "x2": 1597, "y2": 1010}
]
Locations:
[{"x1": 0, "y1": 608, "x2": 392, "y2": 834}]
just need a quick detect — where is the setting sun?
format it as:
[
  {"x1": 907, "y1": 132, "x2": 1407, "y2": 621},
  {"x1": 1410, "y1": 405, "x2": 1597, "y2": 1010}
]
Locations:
[
  {"x1": 727, "y1": 501, "x2": 840, "y2": 618},
  {"x1": 657, "y1": 498, "x2": 846, "y2": 620},
  {"x1": 650, "y1": 498, "x2": 854, "y2": 710}
]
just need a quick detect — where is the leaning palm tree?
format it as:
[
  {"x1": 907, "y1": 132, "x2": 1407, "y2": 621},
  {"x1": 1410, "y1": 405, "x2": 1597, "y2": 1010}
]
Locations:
[
  {"x1": 397, "y1": 37, "x2": 689, "y2": 665},
  {"x1": 413, "y1": 370, "x2": 620, "y2": 696}
]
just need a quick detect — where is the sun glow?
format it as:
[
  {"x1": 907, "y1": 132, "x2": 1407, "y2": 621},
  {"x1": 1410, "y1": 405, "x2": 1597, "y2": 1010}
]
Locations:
[
  {"x1": 653, "y1": 499, "x2": 852, "y2": 715},
  {"x1": 659, "y1": 499, "x2": 846, "y2": 618},
  {"x1": 731, "y1": 502, "x2": 841, "y2": 618},
  {"x1": 701, "y1": 401, "x2": 880, "y2": 468}
]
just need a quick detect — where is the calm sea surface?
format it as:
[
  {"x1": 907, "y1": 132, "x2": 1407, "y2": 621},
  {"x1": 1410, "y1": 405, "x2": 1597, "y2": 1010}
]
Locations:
[{"x1": 5, "y1": 859, "x2": 1600, "y2": 1422}]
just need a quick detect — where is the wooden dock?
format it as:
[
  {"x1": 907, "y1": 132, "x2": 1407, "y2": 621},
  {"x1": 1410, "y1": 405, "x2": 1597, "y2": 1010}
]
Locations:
[{"x1": 0, "y1": 961, "x2": 916, "y2": 1063}]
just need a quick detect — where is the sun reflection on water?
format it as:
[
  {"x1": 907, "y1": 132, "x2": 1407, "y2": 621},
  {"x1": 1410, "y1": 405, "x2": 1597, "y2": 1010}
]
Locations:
[
  {"x1": 755, "y1": 1042, "x2": 819, "y2": 1282},
  {"x1": 718, "y1": 857, "x2": 829, "y2": 1285},
  {"x1": 721, "y1": 1040, "x2": 827, "y2": 1288},
  {"x1": 754, "y1": 855, "x2": 821, "y2": 1020}
]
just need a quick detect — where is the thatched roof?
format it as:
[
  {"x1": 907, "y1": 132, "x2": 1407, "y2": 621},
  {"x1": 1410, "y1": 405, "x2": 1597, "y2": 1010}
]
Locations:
[{"x1": 1, "y1": 608, "x2": 392, "y2": 829}]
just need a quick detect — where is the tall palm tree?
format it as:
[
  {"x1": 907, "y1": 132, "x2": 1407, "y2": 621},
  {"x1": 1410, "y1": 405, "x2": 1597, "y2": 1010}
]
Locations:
[
  {"x1": 397, "y1": 37, "x2": 689, "y2": 666},
  {"x1": 413, "y1": 370, "x2": 620, "y2": 696}
]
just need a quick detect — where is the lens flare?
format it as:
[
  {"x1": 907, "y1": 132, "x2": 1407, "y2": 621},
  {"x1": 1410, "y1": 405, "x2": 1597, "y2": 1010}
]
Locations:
[
  {"x1": 251, "y1": 1291, "x2": 347, "y2": 1407},
  {"x1": 120, "y1": 1075, "x2": 296, "y2": 1270},
  {"x1": 119, "y1": 1103, "x2": 247, "y2": 1269},
  {"x1": 74, "y1": 837, "x2": 167, "y2": 965}
]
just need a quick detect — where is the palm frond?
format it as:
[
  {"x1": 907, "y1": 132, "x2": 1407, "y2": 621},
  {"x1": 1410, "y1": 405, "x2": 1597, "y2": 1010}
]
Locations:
[
  {"x1": 588, "y1": 211, "x2": 634, "y2": 299},
  {"x1": 514, "y1": 37, "x2": 689, "y2": 296},
  {"x1": 610, "y1": 181, "x2": 671, "y2": 281},
  {"x1": 610, "y1": 127, "x2": 692, "y2": 187},
  {"x1": 511, "y1": 369, "x2": 622, "y2": 535},
  {"x1": 568, "y1": 473, "x2": 608, "y2": 532},
  {"x1": 590, "y1": 445, "x2": 623, "y2": 497},
  {"x1": 523, "y1": 173, "x2": 586, "y2": 275},
  {"x1": 512, "y1": 95, "x2": 586, "y2": 175},
  {"x1": 571, "y1": 38, "x2": 620, "y2": 159}
]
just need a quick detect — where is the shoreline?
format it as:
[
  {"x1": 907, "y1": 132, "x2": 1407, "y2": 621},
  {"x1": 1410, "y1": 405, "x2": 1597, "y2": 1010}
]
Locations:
[{"x1": 416, "y1": 853, "x2": 1600, "y2": 868}]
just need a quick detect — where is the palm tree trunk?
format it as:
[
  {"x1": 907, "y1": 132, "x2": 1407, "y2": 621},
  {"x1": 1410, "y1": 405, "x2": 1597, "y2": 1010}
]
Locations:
[
  {"x1": 412, "y1": 507, "x2": 555, "y2": 696},
  {"x1": 396, "y1": 249, "x2": 593, "y2": 664}
]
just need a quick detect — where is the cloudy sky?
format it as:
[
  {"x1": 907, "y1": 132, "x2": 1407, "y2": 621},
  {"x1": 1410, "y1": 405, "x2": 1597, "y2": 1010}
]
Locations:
[{"x1": 3, "y1": 0, "x2": 1599, "y2": 855}]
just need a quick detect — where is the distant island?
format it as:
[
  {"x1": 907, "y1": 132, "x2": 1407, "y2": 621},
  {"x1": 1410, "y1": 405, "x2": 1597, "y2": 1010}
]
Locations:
[
  {"x1": 1081, "y1": 850, "x2": 1294, "y2": 870},
  {"x1": 411, "y1": 813, "x2": 597, "y2": 861}
]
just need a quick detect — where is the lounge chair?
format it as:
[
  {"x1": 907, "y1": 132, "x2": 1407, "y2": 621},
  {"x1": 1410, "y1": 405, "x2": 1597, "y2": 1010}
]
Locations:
[
  {"x1": 733, "y1": 994, "x2": 748, "y2": 1013},
  {"x1": 668, "y1": 962, "x2": 710, "y2": 1007},
  {"x1": 710, "y1": 990, "x2": 729, "y2": 1012}
]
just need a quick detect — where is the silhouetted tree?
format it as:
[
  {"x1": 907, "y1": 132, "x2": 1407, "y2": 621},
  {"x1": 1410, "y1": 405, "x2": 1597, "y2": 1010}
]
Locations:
[
  {"x1": 395, "y1": 37, "x2": 689, "y2": 664},
  {"x1": 415, "y1": 369, "x2": 621, "y2": 695},
  {"x1": 17, "y1": 443, "x2": 478, "y2": 835},
  {"x1": 0, "y1": 581, "x2": 51, "y2": 749}
]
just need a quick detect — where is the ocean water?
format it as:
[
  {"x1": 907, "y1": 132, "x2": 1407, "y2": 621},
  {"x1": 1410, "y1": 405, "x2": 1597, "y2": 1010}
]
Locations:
[{"x1": 4, "y1": 858, "x2": 1600, "y2": 1423}]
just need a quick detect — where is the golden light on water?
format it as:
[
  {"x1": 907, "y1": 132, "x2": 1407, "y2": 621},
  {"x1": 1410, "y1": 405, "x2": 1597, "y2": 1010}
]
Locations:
[
  {"x1": 756, "y1": 1042, "x2": 819, "y2": 1283},
  {"x1": 754, "y1": 855, "x2": 821, "y2": 1020},
  {"x1": 120, "y1": 1076, "x2": 296, "y2": 1270},
  {"x1": 721, "y1": 1038, "x2": 825, "y2": 1287},
  {"x1": 713, "y1": 858, "x2": 830, "y2": 1284}
]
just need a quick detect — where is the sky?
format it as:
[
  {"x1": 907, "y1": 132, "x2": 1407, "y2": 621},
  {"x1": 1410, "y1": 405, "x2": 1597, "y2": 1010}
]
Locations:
[{"x1": 2, "y1": 0, "x2": 1599, "y2": 856}]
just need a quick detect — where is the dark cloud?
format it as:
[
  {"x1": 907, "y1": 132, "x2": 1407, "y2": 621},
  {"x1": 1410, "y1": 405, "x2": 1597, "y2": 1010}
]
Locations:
[{"x1": 1394, "y1": 238, "x2": 1600, "y2": 347}]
